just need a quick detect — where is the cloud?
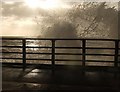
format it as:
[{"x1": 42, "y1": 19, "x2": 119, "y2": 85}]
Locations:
[
  {"x1": 0, "y1": 16, "x2": 39, "y2": 36},
  {"x1": 1, "y1": 1, "x2": 37, "y2": 17}
]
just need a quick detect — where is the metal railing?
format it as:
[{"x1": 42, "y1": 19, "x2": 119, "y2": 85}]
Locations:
[{"x1": 1, "y1": 37, "x2": 120, "y2": 69}]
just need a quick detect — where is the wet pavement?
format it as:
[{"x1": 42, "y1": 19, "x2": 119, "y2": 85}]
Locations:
[{"x1": 2, "y1": 65, "x2": 120, "y2": 92}]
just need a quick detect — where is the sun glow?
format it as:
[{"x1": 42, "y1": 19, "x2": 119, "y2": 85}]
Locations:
[
  {"x1": 24, "y1": 0, "x2": 69, "y2": 9},
  {"x1": 42, "y1": 0, "x2": 61, "y2": 9},
  {"x1": 25, "y1": 0, "x2": 40, "y2": 8}
]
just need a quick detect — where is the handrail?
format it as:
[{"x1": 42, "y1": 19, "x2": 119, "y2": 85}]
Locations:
[
  {"x1": 1, "y1": 37, "x2": 120, "y2": 70},
  {"x1": 2, "y1": 37, "x2": 120, "y2": 41}
]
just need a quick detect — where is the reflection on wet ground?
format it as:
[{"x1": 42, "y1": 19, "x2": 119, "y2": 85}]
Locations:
[{"x1": 2, "y1": 65, "x2": 120, "y2": 91}]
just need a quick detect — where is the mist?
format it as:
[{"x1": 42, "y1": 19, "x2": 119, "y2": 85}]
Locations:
[
  {"x1": 34, "y1": 2, "x2": 119, "y2": 39},
  {"x1": 1, "y1": 2, "x2": 119, "y2": 39}
]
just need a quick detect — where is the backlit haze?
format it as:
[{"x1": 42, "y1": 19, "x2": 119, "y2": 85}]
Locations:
[
  {"x1": 1, "y1": 0, "x2": 71, "y2": 37},
  {"x1": 0, "y1": 0, "x2": 118, "y2": 37}
]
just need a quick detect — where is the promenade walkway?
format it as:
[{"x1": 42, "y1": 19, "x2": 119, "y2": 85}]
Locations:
[{"x1": 2, "y1": 65, "x2": 120, "y2": 92}]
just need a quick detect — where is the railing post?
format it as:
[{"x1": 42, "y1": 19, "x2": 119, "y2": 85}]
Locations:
[
  {"x1": 51, "y1": 40, "x2": 55, "y2": 70},
  {"x1": 22, "y1": 39, "x2": 26, "y2": 70},
  {"x1": 114, "y1": 40, "x2": 119, "y2": 67},
  {"x1": 82, "y1": 39, "x2": 86, "y2": 67}
]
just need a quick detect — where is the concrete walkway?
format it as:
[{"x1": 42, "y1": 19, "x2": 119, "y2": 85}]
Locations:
[{"x1": 2, "y1": 65, "x2": 120, "y2": 92}]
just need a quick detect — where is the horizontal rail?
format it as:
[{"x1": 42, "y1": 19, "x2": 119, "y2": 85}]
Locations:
[
  {"x1": 26, "y1": 58, "x2": 51, "y2": 61},
  {"x1": 55, "y1": 59, "x2": 82, "y2": 61},
  {"x1": 1, "y1": 37, "x2": 120, "y2": 41},
  {"x1": 2, "y1": 57, "x2": 22, "y2": 60},
  {"x1": 2, "y1": 46, "x2": 119, "y2": 50},
  {"x1": 1, "y1": 46, "x2": 23, "y2": 48},
  {"x1": 85, "y1": 47, "x2": 115, "y2": 49},
  {"x1": 2, "y1": 52, "x2": 116, "y2": 56},
  {"x1": 2, "y1": 52, "x2": 22, "y2": 54}
]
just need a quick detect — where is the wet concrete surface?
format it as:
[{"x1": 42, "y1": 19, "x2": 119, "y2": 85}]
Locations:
[{"x1": 2, "y1": 65, "x2": 120, "y2": 91}]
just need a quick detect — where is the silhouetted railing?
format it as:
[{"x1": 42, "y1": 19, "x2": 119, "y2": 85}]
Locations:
[{"x1": 1, "y1": 37, "x2": 120, "y2": 69}]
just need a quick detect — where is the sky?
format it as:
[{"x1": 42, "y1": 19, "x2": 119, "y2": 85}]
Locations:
[{"x1": 0, "y1": 0, "x2": 119, "y2": 37}]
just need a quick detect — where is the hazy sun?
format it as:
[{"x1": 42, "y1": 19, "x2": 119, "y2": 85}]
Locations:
[
  {"x1": 42, "y1": 0, "x2": 60, "y2": 9},
  {"x1": 25, "y1": 0, "x2": 68, "y2": 9}
]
